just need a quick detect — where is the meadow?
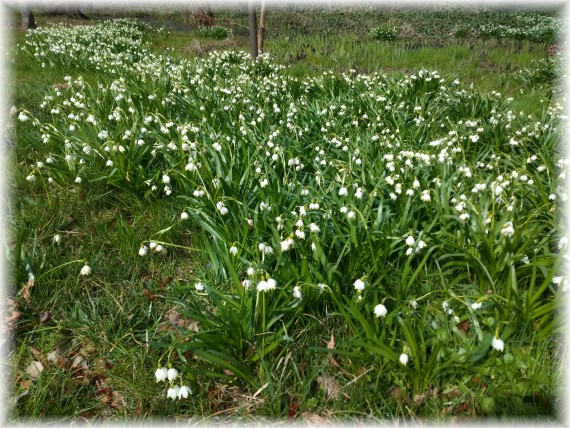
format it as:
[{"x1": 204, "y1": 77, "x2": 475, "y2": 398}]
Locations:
[{"x1": 6, "y1": 4, "x2": 567, "y2": 423}]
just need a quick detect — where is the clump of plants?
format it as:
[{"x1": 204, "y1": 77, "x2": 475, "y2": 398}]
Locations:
[
  {"x1": 14, "y1": 18, "x2": 566, "y2": 418},
  {"x1": 195, "y1": 25, "x2": 233, "y2": 40},
  {"x1": 369, "y1": 24, "x2": 399, "y2": 41}
]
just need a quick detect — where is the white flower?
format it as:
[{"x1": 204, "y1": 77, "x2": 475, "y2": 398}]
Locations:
[
  {"x1": 18, "y1": 112, "x2": 29, "y2": 122},
  {"x1": 338, "y1": 187, "x2": 348, "y2": 196},
  {"x1": 138, "y1": 245, "x2": 148, "y2": 256},
  {"x1": 167, "y1": 385, "x2": 180, "y2": 400},
  {"x1": 399, "y1": 353, "x2": 409, "y2": 365},
  {"x1": 186, "y1": 162, "x2": 197, "y2": 171},
  {"x1": 229, "y1": 246, "x2": 238, "y2": 256},
  {"x1": 156, "y1": 245, "x2": 164, "y2": 253},
  {"x1": 80, "y1": 265, "x2": 91, "y2": 276},
  {"x1": 281, "y1": 238, "x2": 294, "y2": 252},
  {"x1": 212, "y1": 142, "x2": 222, "y2": 151},
  {"x1": 260, "y1": 178, "x2": 269, "y2": 188},
  {"x1": 53, "y1": 234, "x2": 61, "y2": 244},
  {"x1": 471, "y1": 302, "x2": 482, "y2": 310},
  {"x1": 501, "y1": 222, "x2": 515, "y2": 238},
  {"x1": 181, "y1": 212, "x2": 189, "y2": 220},
  {"x1": 353, "y1": 278, "x2": 365, "y2": 292},
  {"x1": 355, "y1": 188, "x2": 364, "y2": 199},
  {"x1": 195, "y1": 282, "x2": 205, "y2": 291},
  {"x1": 309, "y1": 223, "x2": 320, "y2": 233},
  {"x1": 459, "y1": 213, "x2": 470, "y2": 221},
  {"x1": 295, "y1": 229, "x2": 306, "y2": 240},
  {"x1": 410, "y1": 300, "x2": 418, "y2": 309},
  {"x1": 266, "y1": 278, "x2": 277, "y2": 290},
  {"x1": 106, "y1": 160, "x2": 114, "y2": 167},
  {"x1": 491, "y1": 336, "x2": 505, "y2": 352},
  {"x1": 293, "y1": 286, "x2": 302, "y2": 299},
  {"x1": 421, "y1": 190, "x2": 431, "y2": 202},
  {"x1": 155, "y1": 366, "x2": 168, "y2": 382},
  {"x1": 167, "y1": 367, "x2": 179, "y2": 382},
  {"x1": 247, "y1": 267, "x2": 255, "y2": 276},
  {"x1": 26, "y1": 175, "x2": 36, "y2": 182},
  {"x1": 347, "y1": 211, "x2": 356, "y2": 220},
  {"x1": 216, "y1": 201, "x2": 229, "y2": 215},
  {"x1": 178, "y1": 385, "x2": 191, "y2": 399},
  {"x1": 340, "y1": 206, "x2": 348, "y2": 214},
  {"x1": 405, "y1": 236, "x2": 415, "y2": 247},
  {"x1": 374, "y1": 304, "x2": 388, "y2": 318},
  {"x1": 412, "y1": 179, "x2": 420, "y2": 189},
  {"x1": 257, "y1": 280, "x2": 267, "y2": 291},
  {"x1": 559, "y1": 237, "x2": 568, "y2": 250},
  {"x1": 162, "y1": 175, "x2": 170, "y2": 184},
  {"x1": 75, "y1": 176, "x2": 82, "y2": 184}
]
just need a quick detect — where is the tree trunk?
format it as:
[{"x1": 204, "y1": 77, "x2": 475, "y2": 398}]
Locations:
[
  {"x1": 20, "y1": 7, "x2": 36, "y2": 31},
  {"x1": 248, "y1": 1, "x2": 258, "y2": 60},
  {"x1": 257, "y1": 0, "x2": 266, "y2": 54},
  {"x1": 67, "y1": 7, "x2": 90, "y2": 20}
]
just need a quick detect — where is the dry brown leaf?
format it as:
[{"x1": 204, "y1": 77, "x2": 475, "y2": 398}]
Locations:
[
  {"x1": 18, "y1": 279, "x2": 35, "y2": 303},
  {"x1": 457, "y1": 319, "x2": 470, "y2": 336},
  {"x1": 302, "y1": 411, "x2": 327, "y2": 424},
  {"x1": 160, "y1": 308, "x2": 200, "y2": 332},
  {"x1": 72, "y1": 355, "x2": 89, "y2": 371},
  {"x1": 47, "y1": 350, "x2": 71, "y2": 370},
  {"x1": 4, "y1": 309, "x2": 21, "y2": 323},
  {"x1": 26, "y1": 361, "x2": 44, "y2": 379},
  {"x1": 316, "y1": 374, "x2": 340, "y2": 399},
  {"x1": 327, "y1": 334, "x2": 335, "y2": 349},
  {"x1": 387, "y1": 385, "x2": 414, "y2": 406}
]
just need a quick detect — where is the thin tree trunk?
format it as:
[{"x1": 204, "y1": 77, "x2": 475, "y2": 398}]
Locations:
[
  {"x1": 257, "y1": 0, "x2": 266, "y2": 54},
  {"x1": 20, "y1": 7, "x2": 36, "y2": 30},
  {"x1": 248, "y1": 1, "x2": 258, "y2": 60}
]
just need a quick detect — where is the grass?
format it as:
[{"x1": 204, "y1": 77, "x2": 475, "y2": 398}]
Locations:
[{"x1": 6, "y1": 4, "x2": 565, "y2": 423}]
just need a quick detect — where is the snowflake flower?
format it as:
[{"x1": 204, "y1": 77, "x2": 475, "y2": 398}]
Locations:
[
  {"x1": 155, "y1": 366, "x2": 168, "y2": 382},
  {"x1": 167, "y1": 385, "x2": 180, "y2": 400},
  {"x1": 491, "y1": 336, "x2": 505, "y2": 352},
  {"x1": 374, "y1": 304, "x2": 388, "y2": 317},
  {"x1": 167, "y1": 367, "x2": 179, "y2": 382},
  {"x1": 178, "y1": 385, "x2": 191, "y2": 399},
  {"x1": 353, "y1": 278, "x2": 366, "y2": 292},
  {"x1": 216, "y1": 201, "x2": 229, "y2": 215},
  {"x1": 293, "y1": 286, "x2": 302, "y2": 299}
]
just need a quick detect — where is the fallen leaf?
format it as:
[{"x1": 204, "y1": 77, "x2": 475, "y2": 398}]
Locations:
[
  {"x1": 26, "y1": 361, "x2": 44, "y2": 379},
  {"x1": 316, "y1": 374, "x2": 340, "y2": 399},
  {"x1": 327, "y1": 334, "x2": 335, "y2": 349},
  {"x1": 143, "y1": 289, "x2": 157, "y2": 301},
  {"x1": 302, "y1": 412, "x2": 326, "y2": 424},
  {"x1": 47, "y1": 350, "x2": 71, "y2": 369},
  {"x1": 457, "y1": 319, "x2": 470, "y2": 336},
  {"x1": 72, "y1": 355, "x2": 89, "y2": 371},
  {"x1": 39, "y1": 311, "x2": 52, "y2": 324},
  {"x1": 18, "y1": 279, "x2": 35, "y2": 303},
  {"x1": 288, "y1": 402, "x2": 300, "y2": 419},
  {"x1": 387, "y1": 385, "x2": 414, "y2": 406}
]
